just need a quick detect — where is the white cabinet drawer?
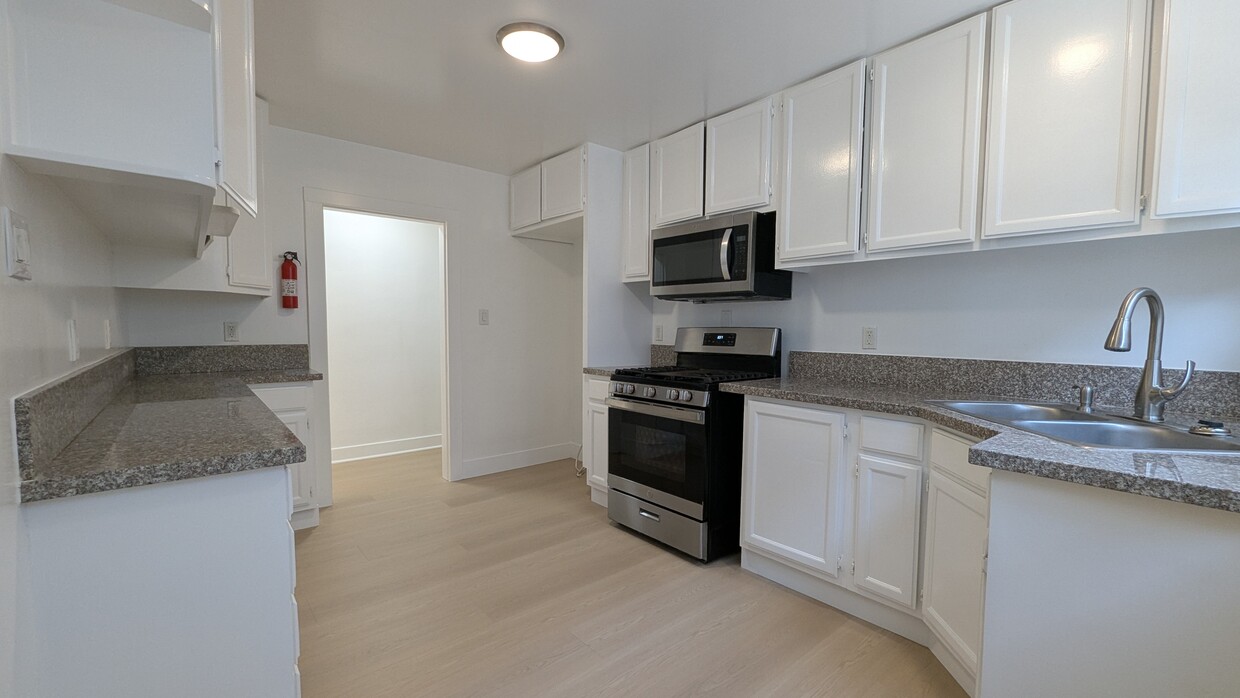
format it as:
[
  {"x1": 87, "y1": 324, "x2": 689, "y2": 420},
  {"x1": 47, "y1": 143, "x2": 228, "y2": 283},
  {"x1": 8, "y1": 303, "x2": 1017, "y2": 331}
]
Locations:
[
  {"x1": 585, "y1": 377, "x2": 610, "y2": 401},
  {"x1": 930, "y1": 429, "x2": 989, "y2": 493},
  {"x1": 859, "y1": 415, "x2": 925, "y2": 460}
]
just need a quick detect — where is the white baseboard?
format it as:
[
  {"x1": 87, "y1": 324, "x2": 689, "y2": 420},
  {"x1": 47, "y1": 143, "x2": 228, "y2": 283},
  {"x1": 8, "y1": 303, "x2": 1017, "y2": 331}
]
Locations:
[
  {"x1": 290, "y1": 506, "x2": 319, "y2": 531},
  {"x1": 590, "y1": 486, "x2": 608, "y2": 507},
  {"x1": 741, "y1": 549, "x2": 932, "y2": 646},
  {"x1": 455, "y1": 443, "x2": 579, "y2": 480},
  {"x1": 331, "y1": 435, "x2": 441, "y2": 464}
]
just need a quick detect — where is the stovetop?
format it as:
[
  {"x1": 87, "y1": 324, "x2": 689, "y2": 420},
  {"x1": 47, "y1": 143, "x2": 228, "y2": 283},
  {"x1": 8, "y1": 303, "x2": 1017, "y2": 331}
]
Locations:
[{"x1": 611, "y1": 365, "x2": 775, "y2": 390}]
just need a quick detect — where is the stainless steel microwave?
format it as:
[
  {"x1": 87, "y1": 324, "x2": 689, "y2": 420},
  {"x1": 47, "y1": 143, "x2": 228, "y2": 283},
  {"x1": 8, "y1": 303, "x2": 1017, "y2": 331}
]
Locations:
[{"x1": 650, "y1": 211, "x2": 792, "y2": 302}]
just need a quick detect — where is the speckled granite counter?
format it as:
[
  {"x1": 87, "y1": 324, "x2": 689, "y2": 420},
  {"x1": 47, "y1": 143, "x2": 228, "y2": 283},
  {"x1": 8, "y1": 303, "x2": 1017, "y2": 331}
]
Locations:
[
  {"x1": 721, "y1": 377, "x2": 1240, "y2": 514},
  {"x1": 17, "y1": 347, "x2": 323, "y2": 503}
]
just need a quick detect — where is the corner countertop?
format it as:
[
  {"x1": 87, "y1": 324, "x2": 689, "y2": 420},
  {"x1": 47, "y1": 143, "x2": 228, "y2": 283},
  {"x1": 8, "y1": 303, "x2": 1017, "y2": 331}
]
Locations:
[
  {"x1": 21, "y1": 369, "x2": 323, "y2": 503},
  {"x1": 721, "y1": 377, "x2": 1240, "y2": 514},
  {"x1": 583, "y1": 366, "x2": 643, "y2": 377}
]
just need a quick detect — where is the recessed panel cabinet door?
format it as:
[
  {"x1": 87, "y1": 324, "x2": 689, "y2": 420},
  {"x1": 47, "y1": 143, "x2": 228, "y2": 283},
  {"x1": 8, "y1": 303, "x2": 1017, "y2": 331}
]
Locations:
[
  {"x1": 705, "y1": 97, "x2": 773, "y2": 215},
  {"x1": 777, "y1": 60, "x2": 866, "y2": 264},
  {"x1": 866, "y1": 14, "x2": 988, "y2": 251},
  {"x1": 853, "y1": 453, "x2": 922, "y2": 609},
  {"x1": 215, "y1": 0, "x2": 259, "y2": 218},
  {"x1": 983, "y1": 0, "x2": 1148, "y2": 237},
  {"x1": 651, "y1": 122, "x2": 706, "y2": 227},
  {"x1": 541, "y1": 146, "x2": 586, "y2": 220},
  {"x1": 621, "y1": 144, "x2": 651, "y2": 281},
  {"x1": 741, "y1": 399, "x2": 847, "y2": 580},
  {"x1": 587, "y1": 399, "x2": 609, "y2": 491},
  {"x1": 509, "y1": 165, "x2": 541, "y2": 230},
  {"x1": 1151, "y1": 0, "x2": 1240, "y2": 218},
  {"x1": 923, "y1": 469, "x2": 988, "y2": 677},
  {"x1": 227, "y1": 98, "x2": 271, "y2": 290}
]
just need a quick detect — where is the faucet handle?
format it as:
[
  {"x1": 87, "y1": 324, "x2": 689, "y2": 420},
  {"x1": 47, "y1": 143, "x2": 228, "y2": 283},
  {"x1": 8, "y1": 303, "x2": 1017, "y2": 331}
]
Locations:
[
  {"x1": 1073, "y1": 385, "x2": 1095, "y2": 413},
  {"x1": 1159, "y1": 360, "x2": 1196, "y2": 400}
]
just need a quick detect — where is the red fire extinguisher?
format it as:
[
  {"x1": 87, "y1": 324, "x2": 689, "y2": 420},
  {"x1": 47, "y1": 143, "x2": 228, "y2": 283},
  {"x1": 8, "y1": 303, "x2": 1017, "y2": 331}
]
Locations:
[{"x1": 281, "y1": 251, "x2": 300, "y2": 309}]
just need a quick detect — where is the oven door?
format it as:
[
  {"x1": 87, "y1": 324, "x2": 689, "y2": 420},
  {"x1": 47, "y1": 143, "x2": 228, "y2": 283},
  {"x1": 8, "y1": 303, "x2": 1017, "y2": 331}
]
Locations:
[
  {"x1": 650, "y1": 224, "x2": 752, "y2": 297},
  {"x1": 607, "y1": 397, "x2": 708, "y2": 520}
]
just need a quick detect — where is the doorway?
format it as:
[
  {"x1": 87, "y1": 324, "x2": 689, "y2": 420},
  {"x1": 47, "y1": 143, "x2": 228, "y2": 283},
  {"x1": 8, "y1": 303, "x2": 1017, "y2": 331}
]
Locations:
[{"x1": 322, "y1": 208, "x2": 444, "y2": 464}]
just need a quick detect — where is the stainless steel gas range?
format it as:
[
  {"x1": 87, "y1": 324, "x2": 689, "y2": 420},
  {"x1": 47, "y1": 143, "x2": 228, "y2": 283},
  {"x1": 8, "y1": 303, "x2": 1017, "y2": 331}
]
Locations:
[{"x1": 606, "y1": 327, "x2": 781, "y2": 561}]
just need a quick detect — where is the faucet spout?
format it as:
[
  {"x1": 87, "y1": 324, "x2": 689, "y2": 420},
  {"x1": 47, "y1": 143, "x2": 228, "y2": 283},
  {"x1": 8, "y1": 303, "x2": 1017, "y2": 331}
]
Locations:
[{"x1": 1103, "y1": 287, "x2": 1189, "y2": 422}]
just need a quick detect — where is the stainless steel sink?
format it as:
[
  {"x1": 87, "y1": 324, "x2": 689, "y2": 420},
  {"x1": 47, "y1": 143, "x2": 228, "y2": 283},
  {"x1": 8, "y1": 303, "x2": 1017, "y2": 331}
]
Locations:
[
  {"x1": 930, "y1": 400, "x2": 1110, "y2": 423},
  {"x1": 929, "y1": 400, "x2": 1240, "y2": 453}
]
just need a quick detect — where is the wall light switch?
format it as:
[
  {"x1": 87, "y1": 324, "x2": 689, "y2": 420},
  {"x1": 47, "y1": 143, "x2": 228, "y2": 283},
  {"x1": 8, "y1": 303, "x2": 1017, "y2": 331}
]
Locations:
[
  {"x1": 654, "y1": 324, "x2": 664, "y2": 343},
  {"x1": 223, "y1": 321, "x2": 240, "y2": 342},
  {"x1": 478, "y1": 309, "x2": 490, "y2": 326},
  {"x1": 862, "y1": 326, "x2": 878, "y2": 351},
  {"x1": 67, "y1": 319, "x2": 79, "y2": 362},
  {"x1": 4, "y1": 207, "x2": 32, "y2": 281}
]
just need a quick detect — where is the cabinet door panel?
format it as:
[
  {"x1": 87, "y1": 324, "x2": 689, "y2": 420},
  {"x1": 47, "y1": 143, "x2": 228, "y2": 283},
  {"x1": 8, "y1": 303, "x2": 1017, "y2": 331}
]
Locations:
[
  {"x1": 215, "y1": 0, "x2": 258, "y2": 217},
  {"x1": 587, "y1": 400, "x2": 609, "y2": 491},
  {"x1": 983, "y1": 0, "x2": 1147, "y2": 237},
  {"x1": 541, "y1": 147, "x2": 585, "y2": 220},
  {"x1": 867, "y1": 15, "x2": 987, "y2": 251},
  {"x1": 227, "y1": 97, "x2": 271, "y2": 290},
  {"x1": 622, "y1": 144, "x2": 652, "y2": 280},
  {"x1": 853, "y1": 454, "x2": 921, "y2": 608},
  {"x1": 742, "y1": 400, "x2": 847, "y2": 580},
  {"x1": 706, "y1": 98, "x2": 772, "y2": 214},
  {"x1": 651, "y1": 122, "x2": 706, "y2": 226},
  {"x1": 923, "y1": 470, "x2": 988, "y2": 676},
  {"x1": 276, "y1": 408, "x2": 314, "y2": 511},
  {"x1": 777, "y1": 60, "x2": 866, "y2": 263},
  {"x1": 1151, "y1": 0, "x2": 1240, "y2": 217},
  {"x1": 509, "y1": 165, "x2": 542, "y2": 230}
]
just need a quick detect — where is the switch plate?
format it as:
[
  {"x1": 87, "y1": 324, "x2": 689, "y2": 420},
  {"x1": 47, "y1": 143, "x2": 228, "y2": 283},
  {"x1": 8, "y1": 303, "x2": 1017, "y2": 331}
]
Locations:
[
  {"x1": 67, "y1": 320, "x2": 79, "y2": 362},
  {"x1": 654, "y1": 324, "x2": 664, "y2": 343},
  {"x1": 103, "y1": 319, "x2": 112, "y2": 350},
  {"x1": 223, "y1": 321, "x2": 240, "y2": 342},
  {"x1": 862, "y1": 326, "x2": 878, "y2": 351},
  {"x1": 478, "y1": 309, "x2": 489, "y2": 326},
  {"x1": 4, "y1": 207, "x2": 32, "y2": 281}
]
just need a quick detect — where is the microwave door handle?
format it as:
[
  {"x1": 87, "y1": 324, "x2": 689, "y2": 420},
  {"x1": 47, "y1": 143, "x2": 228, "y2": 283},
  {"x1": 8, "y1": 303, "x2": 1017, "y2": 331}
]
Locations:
[{"x1": 719, "y1": 228, "x2": 733, "y2": 281}]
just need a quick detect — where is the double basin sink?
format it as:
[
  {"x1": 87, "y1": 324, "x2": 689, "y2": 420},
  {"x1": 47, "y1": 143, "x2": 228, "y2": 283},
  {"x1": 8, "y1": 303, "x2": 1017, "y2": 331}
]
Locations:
[{"x1": 931, "y1": 400, "x2": 1240, "y2": 453}]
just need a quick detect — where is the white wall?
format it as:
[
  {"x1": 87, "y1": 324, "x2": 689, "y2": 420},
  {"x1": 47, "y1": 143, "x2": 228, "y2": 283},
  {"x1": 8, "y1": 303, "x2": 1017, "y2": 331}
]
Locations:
[
  {"x1": 654, "y1": 228, "x2": 1240, "y2": 372},
  {"x1": 323, "y1": 209, "x2": 443, "y2": 461},
  {"x1": 0, "y1": 150, "x2": 121, "y2": 695}
]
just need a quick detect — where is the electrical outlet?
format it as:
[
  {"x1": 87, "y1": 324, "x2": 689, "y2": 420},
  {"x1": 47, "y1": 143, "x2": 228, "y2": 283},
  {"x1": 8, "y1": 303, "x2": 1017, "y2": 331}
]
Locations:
[
  {"x1": 4, "y1": 207, "x2": 32, "y2": 281},
  {"x1": 223, "y1": 321, "x2": 240, "y2": 342},
  {"x1": 67, "y1": 319, "x2": 79, "y2": 362},
  {"x1": 654, "y1": 324, "x2": 664, "y2": 343},
  {"x1": 721, "y1": 310, "x2": 733, "y2": 327},
  {"x1": 103, "y1": 319, "x2": 112, "y2": 350},
  {"x1": 478, "y1": 309, "x2": 490, "y2": 326},
  {"x1": 862, "y1": 326, "x2": 878, "y2": 351}
]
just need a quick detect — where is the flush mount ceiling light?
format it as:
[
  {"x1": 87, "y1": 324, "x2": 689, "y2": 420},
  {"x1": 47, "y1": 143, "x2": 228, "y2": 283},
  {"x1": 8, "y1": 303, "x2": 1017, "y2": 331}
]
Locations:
[{"x1": 497, "y1": 22, "x2": 564, "y2": 63}]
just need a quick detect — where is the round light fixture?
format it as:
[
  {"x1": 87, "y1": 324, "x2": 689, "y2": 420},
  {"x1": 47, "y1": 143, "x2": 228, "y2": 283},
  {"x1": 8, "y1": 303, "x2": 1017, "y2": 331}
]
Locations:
[{"x1": 497, "y1": 22, "x2": 564, "y2": 63}]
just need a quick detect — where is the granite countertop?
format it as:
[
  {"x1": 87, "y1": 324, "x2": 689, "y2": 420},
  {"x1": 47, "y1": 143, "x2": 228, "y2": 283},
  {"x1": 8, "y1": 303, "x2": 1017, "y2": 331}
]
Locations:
[
  {"x1": 21, "y1": 369, "x2": 323, "y2": 503},
  {"x1": 583, "y1": 366, "x2": 645, "y2": 377},
  {"x1": 721, "y1": 377, "x2": 1240, "y2": 514}
]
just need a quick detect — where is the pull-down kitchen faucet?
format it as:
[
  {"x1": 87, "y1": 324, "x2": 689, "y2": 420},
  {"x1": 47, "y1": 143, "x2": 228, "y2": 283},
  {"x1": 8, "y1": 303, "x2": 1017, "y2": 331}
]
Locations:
[{"x1": 1104, "y1": 287, "x2": 1195, "y2": 422}]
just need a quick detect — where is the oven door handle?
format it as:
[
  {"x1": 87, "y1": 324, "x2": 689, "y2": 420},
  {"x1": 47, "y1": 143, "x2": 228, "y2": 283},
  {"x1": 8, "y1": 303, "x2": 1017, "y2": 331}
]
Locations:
[
  {"x1": 606, "y1": 397, "x2": 706, "y2": 425},
  {"x1": 719, "y1": 227, "x2": 733, "y2": 281}
]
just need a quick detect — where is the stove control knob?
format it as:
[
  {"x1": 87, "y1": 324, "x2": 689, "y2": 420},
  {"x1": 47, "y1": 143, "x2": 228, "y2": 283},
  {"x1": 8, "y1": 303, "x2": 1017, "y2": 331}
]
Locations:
[
  {"x1": 611, "y1": 382, "x2": 620, "y2": 394},
  {"x1": 624, "y1": 384, "x2": 635, "y2": 395},
  {"x1": 680, "y1": 391, "x2": 694, "y2": 402},
  {"x1": 643, "y1": 387, "x2": 657, "y2": 398},
  {"x1": 666, "y1": 389, "x2": 678, "y2": 400}
]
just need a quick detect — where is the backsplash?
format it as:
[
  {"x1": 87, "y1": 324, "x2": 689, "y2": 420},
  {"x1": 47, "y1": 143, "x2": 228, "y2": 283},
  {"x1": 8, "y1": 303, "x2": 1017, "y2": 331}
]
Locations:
[
  {"x1": 788, "y1": 352, "x2": 1240, "y2": 420},
  {"x1": 651, "y1": 344, "x2": 675, "y2": 366}
]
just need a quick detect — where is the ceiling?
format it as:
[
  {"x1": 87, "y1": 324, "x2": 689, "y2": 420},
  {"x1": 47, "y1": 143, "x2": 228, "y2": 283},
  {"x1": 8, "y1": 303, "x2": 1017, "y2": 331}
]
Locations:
[{"x1": 254, "y1": 0, "x2": 993, "y2": 176}]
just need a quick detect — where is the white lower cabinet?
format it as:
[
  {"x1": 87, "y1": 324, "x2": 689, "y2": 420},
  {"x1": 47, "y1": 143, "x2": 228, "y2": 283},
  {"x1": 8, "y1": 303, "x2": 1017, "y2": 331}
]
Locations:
[
  {"x1": 853, "y1": 452, "x2": 922, "y2": 608},
  {"x1": 582, "y1": 377, "x2": 610, "y2": 504},
  {"x1": 742, "y1": 399, "x2": 848, "y2": 579},
  {"x1": 252, "y1": 383, "x2": 319, "y2": 529}
]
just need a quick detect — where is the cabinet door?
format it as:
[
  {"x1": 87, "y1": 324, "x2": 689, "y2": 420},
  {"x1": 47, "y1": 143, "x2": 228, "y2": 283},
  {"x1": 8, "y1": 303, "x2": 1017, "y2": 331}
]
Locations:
[
  {"x1": 541, "y1": 146, "x2": 586, "y2": 220},
  {"x1": 983, "y1": 0, "x2": 1148, "y2": 237},
  {"x1": 705, "y1": 98, "x2": 773, "y2": 215},
  {"x1": 586, "y1": 400, "x2": 609, "y2": 491},
  {"x1": 227, "y1": 97, "x2": 271, "y2": 290},
  {"x1": 853, "y1": 453, "x2": 922, "y2": 608},
  {"x1": 622, "y1": 144, "x2": 652, "y2": 281},
  {"x1": 777, "y1": 60, "x2": 866, "y2": 264},
  {"x1": 867, "y1": 14, "x2": 988, "y2": 251},
  {"x1": 509, "y1": 165, "x2": 542, "y2": 230},
  {"x1": 651, "y1": 122, "x2": 706, "y2": 226},
  {"x1": 214, "y1": 0, "x2": 259, "y2": 217},
  {"x1": 742, "y1": 399, "x2": 847, "y2": 580},
  {"x1": 275, "y1": 408, "x2": 315, "y2": 512},
  {"x1": 923, "y1": 469, "x2": 988, "y2": 677},
  {"x1": 1151, "y1": 0, "x2": 1240, "y2": 218}
]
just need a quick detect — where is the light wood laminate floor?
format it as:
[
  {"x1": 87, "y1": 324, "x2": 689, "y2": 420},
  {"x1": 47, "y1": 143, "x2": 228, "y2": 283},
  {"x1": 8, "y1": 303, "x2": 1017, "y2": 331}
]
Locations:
[{"x1": 294, "y1": 451, "x2": 965, "y2": 697}]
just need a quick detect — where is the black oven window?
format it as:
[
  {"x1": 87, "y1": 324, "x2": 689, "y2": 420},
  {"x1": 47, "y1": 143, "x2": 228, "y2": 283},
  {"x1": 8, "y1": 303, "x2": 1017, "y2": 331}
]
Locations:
[{"x1": 624, "y1": 424, "x2": 687, "y2": 482}]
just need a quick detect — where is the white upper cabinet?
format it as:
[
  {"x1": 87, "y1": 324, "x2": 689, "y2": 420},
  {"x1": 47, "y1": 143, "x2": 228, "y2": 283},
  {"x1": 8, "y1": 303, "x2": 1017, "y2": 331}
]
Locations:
[
  {"x1": 541, "y1": 146, "x2": 586, "y2": 220},
  {"x1": 226, "y1": 97, "x2": 272, "y2": 291},
  {"x1": 866, "y1": 14, "x2": 988, "y2": 252},
  {"x1": 983, "y1": 0, "x2": 1149, "y2": 238},
  {"x1": 776, "y1": 60, "x2": 867, "y2": 265},
  {"x1": 509, "y1": 165, "x2": 542, "y2": 230},
  {"x1": 742, "y1": 399, "x2": 848, "y2": 581},
  {"x1": 705, "y1": 98, "x2": 774, "y2": 215},
  {"x1": 214, "y1": 0, "x2": 258, "y2": 218},
  {"x1": 1150, "y1": 0, "x2": 1240, "y2": 218},
  {"x1": 651, "y1": 122, "x2": 706, "y2": 227},
  {"x1": 621, "y1": 144, "x2": 652, "y2": 281}
]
